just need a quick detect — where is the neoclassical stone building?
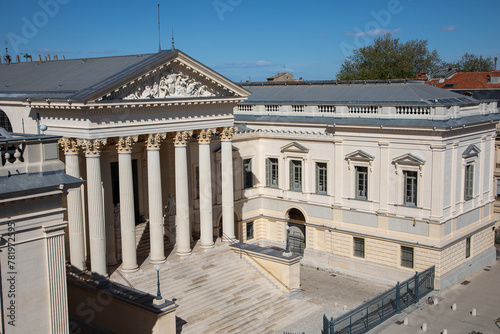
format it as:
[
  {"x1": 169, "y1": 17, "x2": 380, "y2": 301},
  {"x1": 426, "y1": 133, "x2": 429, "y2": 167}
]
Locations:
[
  {"x1": 0, "y1": 49, "x2": 250, "y2": 278},
  {"x1": 231, "y1": 81, "x2": 499, "y2": 289},
  {"x1": 0, "y1": 51, "x2": 498, "y2": 293}
]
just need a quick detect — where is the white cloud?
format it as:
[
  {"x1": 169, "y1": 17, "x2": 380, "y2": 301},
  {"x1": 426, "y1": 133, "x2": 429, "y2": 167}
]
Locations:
[
  {"x1": 345, "y1": 28, "x2": 401, "y2": 38},
  {"x1": 256, "y1": 60, "x2": 271, "y2": 66},
  {"x1": 440, "y1": 25, "x2": 459, "y2": 32}
]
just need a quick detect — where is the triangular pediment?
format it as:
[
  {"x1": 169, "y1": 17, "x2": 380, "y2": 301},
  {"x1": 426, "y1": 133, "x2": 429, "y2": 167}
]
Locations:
[
  {"x1": 345, "y1": 150, "x2": 374, "y2": 161},
  {"x1": 280, "y1": 142, "x2": 309, "y2": 153},
  {"x1": 392, "y1": 153, "x2": 425, "y2": 166},
  {"x1": 99, "y1": 51, "x2": 250, "y2": 101},
  {"x1": 462, "y1": 144, "x2": 480, "y2": 158}
]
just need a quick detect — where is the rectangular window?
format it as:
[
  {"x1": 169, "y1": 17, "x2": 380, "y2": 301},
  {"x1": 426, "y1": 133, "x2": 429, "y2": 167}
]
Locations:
[
  {"x1": 401, "y1": 246, "x2": 414, "y2": 268},
  {"x1": 243, "y1": 158, "x2": 253, "y2": 188},
  {"x1": 403, "y1": 171, "x2": 418, "y2": 206},
  {"x1": 355, "y1": 166, "x2": 368, "y2": 199},
  {"x1": 246, "y1": 222, "x2": 254, "y2": 240},
  {"x1": 497, "y1": 179, "x2": 500, "y2": 199},
  {"x1": 289, "y1": 160, "x2": 302, "y2": 191},
  {"x1": 464, "y1": 164, "x2": 474, "y2": 200},
  {"x1": 194, "y1": 166, "x2": 199, "y2": 199},
  {"x1": 466, "y1": 237, "x2": 471, "y2": 258},
  {"x1": 266, "y1": 158, "x2": 279, "y2": 188},
  {"x1": 353, "y1": 237, "x2": 365, "y2": 258},
  {"x1": 316, "y1": 162, "x2": 328, "y2": 194}
]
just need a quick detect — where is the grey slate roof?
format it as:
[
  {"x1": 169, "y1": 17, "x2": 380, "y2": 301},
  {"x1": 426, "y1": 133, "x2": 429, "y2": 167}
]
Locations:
[
  {"x1": 0, "y1": 50, "x2": 174, "y2": 100},
  {"x1": 0, "y1": 170, "x2": 83, "y2": 197},
  {"x1": 235, "y1": 113, "x2": 500, "y2": 129},
  {"x1": 239, "y1": 81, "x2": 478, "y2": 106}
]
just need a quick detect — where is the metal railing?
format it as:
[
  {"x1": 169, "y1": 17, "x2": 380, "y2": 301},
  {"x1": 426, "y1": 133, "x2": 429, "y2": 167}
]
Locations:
[
  {"x1": 224, "y1": 232, "x2": 294, "y2": 293},
  {"x1": 323, "y1": 265, "x2": 435, "y2": 334}
]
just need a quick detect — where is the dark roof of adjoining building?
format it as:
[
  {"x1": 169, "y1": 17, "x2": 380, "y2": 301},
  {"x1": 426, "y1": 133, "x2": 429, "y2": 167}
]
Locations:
[
  {"x1": 0, "y1": 170, "x2": 83, "y2": 197},
  {"x1": 239, "y1": 81, "x2": 478, "y2": 106},
  {"x1": 0, "y1": 50, "x2": 175, "y2": 100}
]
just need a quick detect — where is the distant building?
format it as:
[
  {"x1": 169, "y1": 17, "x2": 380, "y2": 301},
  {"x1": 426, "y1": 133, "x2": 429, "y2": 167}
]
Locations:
[{"x1": 266, "y1": 72, "x2": 301, "y2": 82}]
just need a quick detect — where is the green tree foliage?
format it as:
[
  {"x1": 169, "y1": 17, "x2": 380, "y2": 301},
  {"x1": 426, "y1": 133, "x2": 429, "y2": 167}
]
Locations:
[
  {"x1": 336, "y1": 34, "x2": 442, "y2": 80},
  {"x1": 444, "y1": 53, "x2": 494, "y2": 72}
]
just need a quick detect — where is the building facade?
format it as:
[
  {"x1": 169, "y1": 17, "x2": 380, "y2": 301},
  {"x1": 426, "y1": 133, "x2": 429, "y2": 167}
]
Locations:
[{"x1": 231, "y1": 81, "x2": 498, "y2": 289}]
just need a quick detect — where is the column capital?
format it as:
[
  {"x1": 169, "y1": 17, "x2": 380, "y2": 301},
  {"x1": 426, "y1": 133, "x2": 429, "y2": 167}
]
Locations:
[
  {"x1": 59, "y1": 138, "x2": 79, "y2": 155},
  {"x1": 117, "y1": 136, "x2": 139, "y2": 153},
  {"x1": 174, "y1": 131, "x2": 193, "y2": 146},
  {"x1": 197, "y1": 129, "x2": 216, "y2": 144},
  {"x1": 219, "y1": 126, "x2": 238, "y2": 141},
  {"x1": 146, "y1": 133, "x2": 167, "y2": 150},
  {"x1": 77, "y1": 138, "x2": 107, "y2": 157}
]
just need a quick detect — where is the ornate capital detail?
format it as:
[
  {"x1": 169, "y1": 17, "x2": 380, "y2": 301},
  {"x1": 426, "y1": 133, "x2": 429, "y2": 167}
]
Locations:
[
  {"x1": 117, "y1": 136, "x2": 139, "y2": 153},
  {"x1": 59, "y1": 138, "x2": 79, "y2": 155},
  {"x1": 174, "y1": 131, "x2": 193, "y2": 146},
  {"x1": 77, "y1": 139, "x2": 107, "y2": 157},
  {"x1": 219, "y1": 126, "x2": 238, "y2": 141},
  {"x1": 197, "y1": 129, "x2": 216, "y2": 144},
  {"x1": 146, "y1": 133, "x2": 167, "y2": 150}
]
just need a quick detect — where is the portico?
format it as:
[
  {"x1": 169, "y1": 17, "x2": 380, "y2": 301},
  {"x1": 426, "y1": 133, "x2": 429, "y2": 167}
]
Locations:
[{"x1": 2, "y1": 49, "x2": 249, "y2": 277}]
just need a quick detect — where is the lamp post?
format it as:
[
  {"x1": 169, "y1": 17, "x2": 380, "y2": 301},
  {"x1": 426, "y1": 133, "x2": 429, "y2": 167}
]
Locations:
[
  {"x1": 285, "y1": 225, "x2": 290, "y2": 254},
  {"x1": 154, "y1": 265, "x2": 163, "y2": 305}
]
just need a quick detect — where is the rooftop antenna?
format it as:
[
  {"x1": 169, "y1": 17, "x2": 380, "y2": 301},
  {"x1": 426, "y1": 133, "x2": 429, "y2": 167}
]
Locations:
[
  {"x1": 157, "y1": 3, "x2": 161, "y2": 52},
  {"x1": 3, "y1": 41, "x2": 11, "y2": 64},
  {"x1": 171, "y1": 27, "x2": 175, "y2": 51}
]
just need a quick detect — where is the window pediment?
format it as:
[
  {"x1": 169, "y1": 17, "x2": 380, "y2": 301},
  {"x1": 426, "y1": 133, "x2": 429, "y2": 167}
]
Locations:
[
  {"x1": 345, "y1": 150, "x2": 374, "y2": 171},
  {"x1": 280, "y1": 142, "x2": 309, "y2": 154},
  {"x1": 392, "y1": 153, "x2": 425, "y2": 175},
  {"x1": 462, "y1": 144, "x2": 480, "y2": 159}
]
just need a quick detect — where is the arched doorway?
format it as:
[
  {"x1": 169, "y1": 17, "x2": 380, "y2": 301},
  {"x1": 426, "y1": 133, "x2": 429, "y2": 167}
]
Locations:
[{"x1": 287, "y1": 208, "x2": 306, "y2": 255}]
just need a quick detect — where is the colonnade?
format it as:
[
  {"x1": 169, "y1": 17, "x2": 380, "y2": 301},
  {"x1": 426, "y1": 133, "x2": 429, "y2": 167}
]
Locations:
[{"x1": 60, "y1": 127, "x2": 237, "y2": 278}]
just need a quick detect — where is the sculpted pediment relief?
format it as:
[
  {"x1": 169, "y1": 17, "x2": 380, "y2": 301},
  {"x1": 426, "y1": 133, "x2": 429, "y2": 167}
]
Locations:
[{"x1": 121, "y1": 70, "x2": 219, "y2": 100}]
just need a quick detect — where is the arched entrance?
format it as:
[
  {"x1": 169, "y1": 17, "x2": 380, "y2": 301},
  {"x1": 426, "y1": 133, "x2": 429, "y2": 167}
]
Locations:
[
  {"x1": 0, "y1": 110, "x2": 13, "y2": 132},
  {"x1": 287, "y1": 208, "x2": 306, "y2": 255}
]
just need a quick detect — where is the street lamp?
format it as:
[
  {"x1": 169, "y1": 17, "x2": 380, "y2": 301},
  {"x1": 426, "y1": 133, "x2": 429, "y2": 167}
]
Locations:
[
  {"x1": 154, "y1": 265, "x2": 163, "y2": 305},
  {"x1": 285, "y1": 225, "x2": 290, "y2": 254}
]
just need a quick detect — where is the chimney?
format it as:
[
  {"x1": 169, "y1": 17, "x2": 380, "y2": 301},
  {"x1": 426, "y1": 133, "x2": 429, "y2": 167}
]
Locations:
[
  {"x1": 47, "y1": 54, "x2": 51, "y2": 61},
  {"x1": 495, "y1": 57, "x2": 498, "y2": 71},
  {"x1": 37, "y1": 54, "x2": 42, "y2": 61},
  {"x1": 16, "y1": 55, "x2": 20, "y2": 63},
  {"x1": 44, "y1": 55, "x2": 48, "y2": 61},
  {"x1": 62, "y1": 55, "x2": 65, "y2": 60},
  {"x1": 53, "y1": 55, "x2": 58, "y2": 60}
]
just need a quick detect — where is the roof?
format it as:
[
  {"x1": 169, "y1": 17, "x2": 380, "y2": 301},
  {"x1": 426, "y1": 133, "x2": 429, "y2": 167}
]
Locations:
[
  {"x1": 0, "y1": 170, "x2": 83, "y2": 197},
  {"x1": 235, "y1": 113, "x2": 500, "y2": 129},
  {"x1": 427, "y1": 71, "x2": 500, "y2": 90},
  {"x1": 0, "y1": 50, "x2": 175, "y2": 100},
  {"x1": 239, "y1": 81, "x2": 478, "y2": 106}
]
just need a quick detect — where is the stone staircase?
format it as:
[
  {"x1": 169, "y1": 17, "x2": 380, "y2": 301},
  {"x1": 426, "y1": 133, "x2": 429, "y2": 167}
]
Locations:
[
  {"x1": 110, "y1": 240, "x2": 321, "y2": 333},
  {"x1": 115, "y1": 222, "x2": 171, "y2": 260}
]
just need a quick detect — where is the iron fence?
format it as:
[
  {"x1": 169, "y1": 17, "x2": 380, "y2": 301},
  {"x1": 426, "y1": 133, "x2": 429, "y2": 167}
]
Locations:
[{"x1": 323, "y1": 266, "x2": 435, "y2": 334}]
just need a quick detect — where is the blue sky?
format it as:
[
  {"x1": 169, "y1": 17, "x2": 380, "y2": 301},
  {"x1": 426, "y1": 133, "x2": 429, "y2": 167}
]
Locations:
[{"x1": 1, "y1": 0, "x2": 499, "y2": 82}]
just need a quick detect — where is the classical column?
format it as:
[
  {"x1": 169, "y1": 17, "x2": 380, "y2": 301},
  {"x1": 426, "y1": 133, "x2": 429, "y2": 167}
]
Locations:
[
  {"x1": 147, "y1": 133, "x2": 167, "y2": 264},
  {"x1": 59, "y1": 138, "x2": 86, "y2": 272},
  {"x1": 174, "y1": 131, "x2": 193, "y2": 256},
  {"x1": 100, "y1": 149, "x2": 117, "y2": 266},
  {"x1": 221, "y1": 127, "x2": 237, "y2": 241},
  {"x1": 78, "y1": 138, "x2": 108, "y2": 278},
  {"x1": 198, "y1": 129, "x2": 215, "y2": 248},
  {"x1": 43, "y1": 223, "x2": 70, "y2": 333},
  {"x1": 117, "y1": 136, "x2": 139, "y2": 272}
]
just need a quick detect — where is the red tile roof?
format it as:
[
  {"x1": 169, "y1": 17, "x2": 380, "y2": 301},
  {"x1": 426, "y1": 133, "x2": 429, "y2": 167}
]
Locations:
[{"x1": 426, "y1": 70, "x2": 500, "y2": 89}]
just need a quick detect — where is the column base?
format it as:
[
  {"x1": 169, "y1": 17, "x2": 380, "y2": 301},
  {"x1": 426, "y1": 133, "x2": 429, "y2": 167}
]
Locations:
[
  {"x1": 176, "y1": 249, "x2": 192, "y2": 257},
  {"x1": 120, "y1": 265, "x2": 140, "y2": 273},
  {"x1": 149, "y1": 257, "x2": 167, "y2": 264},
  {"x1": 222, "y1": 237, "x2": 239, "y2": 243},
  {"x1": 200, "y1": 242, "x2": 215, "y2": 249}
]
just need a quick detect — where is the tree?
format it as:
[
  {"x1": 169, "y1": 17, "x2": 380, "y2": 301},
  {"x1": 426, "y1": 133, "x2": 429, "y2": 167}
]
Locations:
[
  {"x1": 444, "y1": 53, "x2": 494, "y2": 72},
  {"x1": 336, "y1": 34, "x2": 442, "y2": 80}
]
